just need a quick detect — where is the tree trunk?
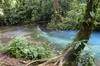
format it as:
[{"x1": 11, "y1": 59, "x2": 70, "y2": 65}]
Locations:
[{"x1": 54, "y1": 0, "x2": 59, "y2": 13}]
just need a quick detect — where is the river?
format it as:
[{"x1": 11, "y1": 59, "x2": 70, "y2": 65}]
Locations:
[
  {"x1": 0, "y1": 25, "x2": 100, "y2": 65},
  {"x1": 37, "y1": 27, "x2": 100, "y2": 66},
  {"x1": 37, "y1": 27, "x2": 100, "y2": 58}
]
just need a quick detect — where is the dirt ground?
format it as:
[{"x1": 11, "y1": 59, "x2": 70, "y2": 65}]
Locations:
[
  {"x1": 0, "y1": 52, "x2": 27, "y2": 66},
  {"x1": 0, "y1": 52, "x2": 100, "y2": 66}
]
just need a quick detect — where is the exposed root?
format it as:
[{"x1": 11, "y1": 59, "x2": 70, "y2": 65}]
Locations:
[
  {"x1": 54, "y1": 55, "x2": 66, "y2": 66},
  {"x1": 26, "y1": 54, "x2": 67, "y2": 66},
  {"x1": 26, "y1": 56, "x2": 59, "y2": 66},
  {"x1": 26, "y1": 45, "x2": 75, "y2": 66},
  {"x1": 38, "y1": 56, "x2": 60, "y2": 66},
  {"x1": 26, "y1": 58, "x2": 48, "y2": 66}
]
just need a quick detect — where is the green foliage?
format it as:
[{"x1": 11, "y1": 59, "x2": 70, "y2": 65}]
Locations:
[
  {"x1": 0, "y1": 0, "x2": 34, "y2": 25},
  {"x1": 96, "y1": 7, "x2": 100, "y2": 22},
  {"x1": 0, "y1": 0, "x2": 70, "y2": 25},
  {"x1": 31, "y1": 0, "x2": 69, "y2": 23},
  {"x1": 75, "y1": 40, "x2": 88, "y2": 49},
  {"x1": 31, "y1": 0, "x2": 54, "y2": 22},
  {"x1": 0, "y1": 0, "x2": 100, "y2": 30},
  {"x1": 74, "y1": 40, "x2": 96, "y2": 66},
  {"x1": 47, "y1": 15, "x2": 66, "y2": 30},
  {"x1": 76, "y1": 50, "x2": 95, "y2": 66},
  {"x1": 47, "y1": 21, "x2": 76, "y2": 30},
  {"x1": 70, "y1": 2, "x2": 86, "y2": 24},
  {"x1": 1, "y1": 36, "x2": 55, "y2": 59},
  {"x1": 47, "y1": 0, "x2": 86, "y2": 30},
  {"x1": 2, "y1": 1, "x2": 33, "y2": 25}
]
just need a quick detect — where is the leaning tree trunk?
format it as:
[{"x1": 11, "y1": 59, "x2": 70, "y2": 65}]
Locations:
[{"x1": 26, "y1": 0, "x2": 99, "y2": 66}]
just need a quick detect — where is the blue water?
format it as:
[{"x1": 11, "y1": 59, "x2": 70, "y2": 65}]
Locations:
[
  {"x1": 48, "y1": 30, "x2": 100, "y2": 46},
  {"x1": 36, "y1": 27, "x2": 100, "y2": 60},
  {"x1": 88, "y1": 31, "x2": 100, "y2": 45}
]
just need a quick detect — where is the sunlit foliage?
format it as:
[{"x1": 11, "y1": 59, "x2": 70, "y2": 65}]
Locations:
[{"x1": 0, "y1": 0, "x2": 100, "y2": 30}]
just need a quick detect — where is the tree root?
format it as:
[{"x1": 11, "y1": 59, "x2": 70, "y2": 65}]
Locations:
[
  {"x1": 26, "y1": 45, "x2": 75, "y2": 66},
  {"x1": 26, "y1": 54, "x2": 67, "y2": 66},
  {"x1": 25, "y1": 58, "x2": 48, "y2": 66}
]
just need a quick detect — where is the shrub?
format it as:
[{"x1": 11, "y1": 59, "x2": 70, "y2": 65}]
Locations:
[
  {"x1": 76, "y1": 50, "x2": 95, "y2": 66},
  {"x1": 1, "y1": 36, "x2": 55, "y2": 59}
]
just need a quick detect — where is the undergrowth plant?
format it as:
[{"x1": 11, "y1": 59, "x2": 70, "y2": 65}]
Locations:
[
  {"x1": 76, "y1": 50, "x2": 95, "y2": 66},
  {"x1": 0, "y1": 37, "x2": 96, "y2": 66},
  {"x1": 74, "y1": 40, "x2": 96, "y2": 66},
  {"x1": 1, "y1": 36, "x2": 57, "y2": 59}
]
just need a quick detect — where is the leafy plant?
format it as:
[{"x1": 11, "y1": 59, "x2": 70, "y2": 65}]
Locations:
[
  {"x1": 0, "y1": 0, "x2": 71, "y2": 26},
  {"x1": 76, "y1": 50, "x2": 95, "y2": 66},
  {"x1": 1, "y1": 36, "x2": 56, "y2": 59},
  {"x1": 74, "y1": 40, "x2": 96, "y2": 66}
]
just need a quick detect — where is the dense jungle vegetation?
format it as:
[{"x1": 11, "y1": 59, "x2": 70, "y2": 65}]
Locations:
[
  {"x1": 0, "y1": 0, "x2": 100, "y2": 66},
  {"x1": 0, "y1": 0, "x2": 100, "y2": 30}
]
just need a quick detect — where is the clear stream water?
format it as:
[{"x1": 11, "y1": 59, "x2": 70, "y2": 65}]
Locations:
[
  {"x1": 37, "y1": 27, "x2": 100, "y2": 60},
  {"x1": 0, "y1": 25, "x2": 100, "y2": 61},
  {"x1": 37, "y1": 27, "x2": 100, "y2": 66}
]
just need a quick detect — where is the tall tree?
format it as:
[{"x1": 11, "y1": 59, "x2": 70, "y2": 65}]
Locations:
[
  {"x1": 54, "y1": 0, "x2": 59, "y2": 14},
  {"x1": 26, "y1": 0, "x2": 99, "y2": 66}
]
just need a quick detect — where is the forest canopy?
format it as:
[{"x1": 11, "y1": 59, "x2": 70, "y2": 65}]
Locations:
[{"x1": 0, "y1": 0, "x2": 100, "y2": 30}]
